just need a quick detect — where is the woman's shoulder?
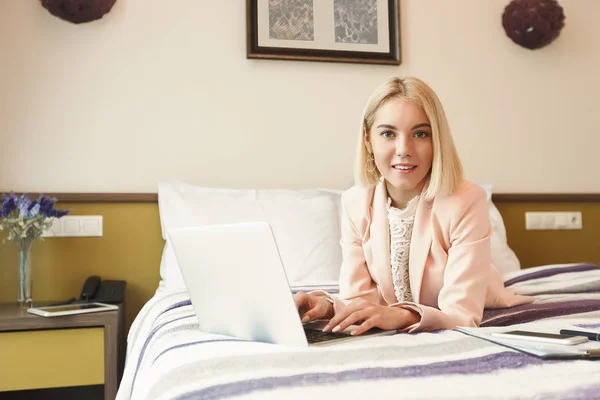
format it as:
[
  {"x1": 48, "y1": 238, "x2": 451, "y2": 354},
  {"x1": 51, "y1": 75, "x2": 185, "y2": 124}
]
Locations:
[
  {"x1": 339, "y1": 183, "x2": 378, "y2": 219},
  {"x1": 441, "y1": 179, "x2": 487, "y2": 201},
  {"x1": 432, "y1": 179, "x2": 489, "y2": 215},
  {"x1": 341, "y1": 183, "x2": 376, "y2": 205}
]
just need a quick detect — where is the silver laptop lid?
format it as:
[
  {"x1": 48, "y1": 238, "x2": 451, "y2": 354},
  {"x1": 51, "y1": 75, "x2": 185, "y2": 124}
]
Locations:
[{"x1": 167, "y1": 221, "x2": 309, "y2": 347}]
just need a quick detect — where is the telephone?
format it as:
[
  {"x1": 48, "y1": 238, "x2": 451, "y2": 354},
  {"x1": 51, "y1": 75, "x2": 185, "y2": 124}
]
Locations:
[{"x1": 78, "y1": 276, "x2": 127, "y2": 304}]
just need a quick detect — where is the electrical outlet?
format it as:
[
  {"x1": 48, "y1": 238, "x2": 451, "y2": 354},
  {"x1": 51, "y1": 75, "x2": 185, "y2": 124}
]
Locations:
[
  {"x1": 41, "y1": 216, "x2": 103, "y2": 237},
  {"x1": 525, "y1": 212, "x2": 582, "y2": 230}
]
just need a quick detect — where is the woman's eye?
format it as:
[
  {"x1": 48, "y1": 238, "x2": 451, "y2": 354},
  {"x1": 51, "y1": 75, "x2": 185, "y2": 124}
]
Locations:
[
  {"x1": 381, "y1": 130, "x2": 394, "y2": 138},
  {"x1": 415, "y1": 131, "x2": 430, "y2": 138}
]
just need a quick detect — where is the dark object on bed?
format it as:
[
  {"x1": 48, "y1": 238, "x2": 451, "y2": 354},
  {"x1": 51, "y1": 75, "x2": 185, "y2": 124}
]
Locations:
[
  {"x1": 40, "y1": 0, "x2": 117, "y2": 24},
  {"x1": 502, "y1": 0, "x2": 565, "y2": 49}
]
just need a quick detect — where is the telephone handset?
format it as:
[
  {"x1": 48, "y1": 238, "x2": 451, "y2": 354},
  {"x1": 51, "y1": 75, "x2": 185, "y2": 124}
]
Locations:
[
  {"x1": 80, "y1": 275, "x2": 102, "y2": 301},
  {"x1": 79, "y1": 276, "x2": 127, "y2": 304}
]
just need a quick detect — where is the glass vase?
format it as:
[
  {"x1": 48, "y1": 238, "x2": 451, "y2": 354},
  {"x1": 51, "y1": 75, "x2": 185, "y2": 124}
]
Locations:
[{"x1": 18, "y1": 245, "x2": 33, "y2": 307}]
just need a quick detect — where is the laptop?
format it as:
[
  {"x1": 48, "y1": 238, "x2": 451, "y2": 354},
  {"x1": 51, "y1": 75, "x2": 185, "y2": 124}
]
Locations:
[{"x1": 167, "y1": 221, "x2": 396, "y2": 347}]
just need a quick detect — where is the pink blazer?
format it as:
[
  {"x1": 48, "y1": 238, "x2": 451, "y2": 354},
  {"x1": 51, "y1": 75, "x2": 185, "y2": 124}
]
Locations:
[{"x1": 333, "y1": 178, "x2": 533, "y2": 332}]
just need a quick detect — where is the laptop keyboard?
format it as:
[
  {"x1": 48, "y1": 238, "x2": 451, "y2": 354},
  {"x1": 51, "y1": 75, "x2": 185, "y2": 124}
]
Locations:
[{"x1": 304, "y1": 327, "x2": 352, "y2": 344}]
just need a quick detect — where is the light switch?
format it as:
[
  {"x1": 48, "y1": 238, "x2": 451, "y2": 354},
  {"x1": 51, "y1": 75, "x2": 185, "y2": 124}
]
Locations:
[
  {"x1": 82, "y1": 217, "x2": 103, "y2": 236},
  {"x1": 64, "y1": 219, "x2": 80, "y2": 234},
  {"x1": 525, "y1": 211, "x2": 582, "y2": 230},
  {"x1": 44, "y1": 219, "x2": 62, "y2": 236},
  {"x1": 525, "y1": 212, "x2": 542, "y2": 230},
  {"x1": 41, "y1": 216, "x2": 103, "y2": 237}
]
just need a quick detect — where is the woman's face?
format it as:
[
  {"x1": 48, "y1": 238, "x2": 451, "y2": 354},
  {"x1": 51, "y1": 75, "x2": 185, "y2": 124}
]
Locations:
[{"x1": 366, "y1": 98, "x2": 433, "y2": 204}]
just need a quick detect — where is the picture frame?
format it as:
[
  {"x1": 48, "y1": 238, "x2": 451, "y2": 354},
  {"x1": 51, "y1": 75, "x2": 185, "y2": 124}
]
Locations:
[{"x1": 246, "y1": 0, "x2": 401, "y2": 65}]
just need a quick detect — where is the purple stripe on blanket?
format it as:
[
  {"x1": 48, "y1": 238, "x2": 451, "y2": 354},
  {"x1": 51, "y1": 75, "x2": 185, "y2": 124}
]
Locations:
[
  {"x1": 175, "y1": 351, "x2": 558, "y2": 400},
  {"x1": 291, "y1": 289, "x2": 340, "y2": 294},
  {"x1": 152, "y1": 339, "x2": 246, "y2": 366},
  {"x1": 575, "y1": 323, "x2": 600, "y2": 329},
  {"x1": 561, "y1": 385, "x2": 600, "y2": 400},
  {"x1": 290, "y1": 284, "x2": 339, "y2": 288},
  {"x1": 504, "y1": 264, "x2": 600, "y2": 287},
  {"x1": 130, "y1": 312, "x2": 194, "y2": 397},
  {"x1": 481, "y1": 300, "x2": 600, "y2": 327},
  {"x1": 164, "y1": 299, "x2": 192, "y2": 313}
]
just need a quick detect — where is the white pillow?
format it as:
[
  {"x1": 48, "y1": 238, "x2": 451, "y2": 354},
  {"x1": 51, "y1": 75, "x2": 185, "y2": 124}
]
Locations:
[
  {"x1": 157, "y1": 181, "x2": 343, "y2": 291},
  {"x1": 489, "y1": 201, "x2": 521, "y2": 276},
  {"x1": 256, "y1": 189, "x2": 342, "y2": 283},
  {"x1": 477, "y1": 182, "x2": 521, "y2": 276},
  {"x1": 156, "y1": 241, "x2": 181, "y2": 292},
  {"x1": 157, "y1": 180, "x2": 521, "y2": 292}
]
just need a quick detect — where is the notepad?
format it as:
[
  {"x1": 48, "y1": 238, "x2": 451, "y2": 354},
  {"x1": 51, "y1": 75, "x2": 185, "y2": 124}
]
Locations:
[
  {"x1": 27, "y1": 302, "x2": 118, "y2": 317},
  {"x1": 456, "y1": 327, "x2": 600, "y2": 359}
]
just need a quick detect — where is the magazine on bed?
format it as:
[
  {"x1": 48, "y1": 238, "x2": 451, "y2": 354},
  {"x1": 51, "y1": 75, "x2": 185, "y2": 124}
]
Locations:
[{"x1": 456, "y1": 327, "x2": 600, "y2": 359}]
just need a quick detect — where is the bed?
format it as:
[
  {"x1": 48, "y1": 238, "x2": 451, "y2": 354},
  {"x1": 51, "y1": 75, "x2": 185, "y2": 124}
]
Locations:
[
  {"x1": 116, "y1": 263, "x2": 600, "y2": 400},
  {"x1": 115, "y1": 181, "x2": 600, "y2": 400}
]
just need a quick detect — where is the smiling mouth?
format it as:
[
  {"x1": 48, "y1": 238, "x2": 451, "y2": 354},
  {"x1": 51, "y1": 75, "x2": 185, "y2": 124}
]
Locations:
[{"x1": 392, "y1": 164, "x2": 416, "y2": 171}]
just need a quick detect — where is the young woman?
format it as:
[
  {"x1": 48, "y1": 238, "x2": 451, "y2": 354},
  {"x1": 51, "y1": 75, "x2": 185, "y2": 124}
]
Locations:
[{"x1": 295, "y1": 76, "x2": 532, "y2": 336}]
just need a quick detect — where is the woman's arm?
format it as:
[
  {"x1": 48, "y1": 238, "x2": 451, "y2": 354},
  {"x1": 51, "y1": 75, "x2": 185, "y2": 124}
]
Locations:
[
  {"x1": 393, "y1": 185, "x2": 492, "y2": 332},
  {"x1": 300, "y1": 189, "x2": 380, "y2": 324},
  {"x1": 309, "y1": 189, "x2": 381, "y2": 307}
]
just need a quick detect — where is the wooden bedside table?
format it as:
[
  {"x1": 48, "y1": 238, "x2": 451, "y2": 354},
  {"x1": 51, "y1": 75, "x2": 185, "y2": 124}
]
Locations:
[{"x1": 0, "y1": 303, "x2": 124, "y2": 400}]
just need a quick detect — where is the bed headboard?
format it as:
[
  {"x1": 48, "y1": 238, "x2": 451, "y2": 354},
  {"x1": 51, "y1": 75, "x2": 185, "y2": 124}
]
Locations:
[
  {"x1": 493, "y1": 193, "x2": 600, "y2": 271},
  {"x1": 1, "y1": 192, "x2": 598, "y2": 335}
]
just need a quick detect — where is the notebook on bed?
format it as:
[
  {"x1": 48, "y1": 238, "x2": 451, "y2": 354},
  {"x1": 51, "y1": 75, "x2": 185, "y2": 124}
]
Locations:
[
  {"x1": 456, "y1": 327, "x2": 600, "y2": 359},
  {"x1": 167, "y1": 221, "x2": 396, "y2": 347}
]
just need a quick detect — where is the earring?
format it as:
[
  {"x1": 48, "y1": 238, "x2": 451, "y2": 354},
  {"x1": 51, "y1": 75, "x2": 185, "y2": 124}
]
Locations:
[{"x1": 366, "y1": 154, "x2": 377, "y2": 173}]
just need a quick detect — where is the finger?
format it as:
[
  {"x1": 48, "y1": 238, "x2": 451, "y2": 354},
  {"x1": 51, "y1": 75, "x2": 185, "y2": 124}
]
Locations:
[
  {"x1": 295, "y1": 292, "x2": 311, "y2": 319},
  {"x1": 323, "y1": 302, "x2": 363, "y2": 332},
  {"x1": 295, "y1": 292, "x2": 310, "y2": 314},
  {"x1": 294, "y1": 292, "x2": 307, "y2": 309},
  {"x1": 325, "y1": 308, "x2": 370, "y2": 333},
  {"x1": 350, "y1": 316, "x2": 379, "y2": 336},
  {"x1": 323, "y1": 303, "x2": 358, "y2": 332},
  {"x1": 323, "y1": 309, "x2": 349, "y2": 332},
  {"x1": 331, "y1": 309, "x2": 372, "y2": 334},
  {"x1": 301, "y1": 304, "x2": 325, "y2": 323}
]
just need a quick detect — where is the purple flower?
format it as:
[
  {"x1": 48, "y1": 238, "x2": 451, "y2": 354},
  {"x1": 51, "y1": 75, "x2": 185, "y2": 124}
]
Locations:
[
  {"x1": 37, "y1": 195, "x2": 58, "y2": 218},
  {"x1": 1, "y1": 192, "x2": 69, "y2": 219},
  {"x1": 1, "y1": 192, "x2": 17, "y2": 217},
  {"x1": 17, "y1": 194, "x2": 32, "y2": 216},
  {"x1": 46, "y1": 207, "x2": 69, "y2": 218},
  {"x1": 27, "y1": 202, "x2": 41, "y2": 217},
  {"x1": 55, "y1": 209, "x2": 69, "y2": 217}
]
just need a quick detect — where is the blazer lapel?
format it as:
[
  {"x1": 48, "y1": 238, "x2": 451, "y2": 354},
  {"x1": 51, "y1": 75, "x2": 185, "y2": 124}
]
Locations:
[
  {"x1": 408, "y1": 192, "x2": 432, "y2": 304},
  {"x1": 369, "y1": 180, "x2": 398, "y2": 305}
]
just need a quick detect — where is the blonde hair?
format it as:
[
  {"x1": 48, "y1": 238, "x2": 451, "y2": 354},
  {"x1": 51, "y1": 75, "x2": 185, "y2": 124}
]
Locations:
[{"x1": 354, "y1": 76, "x2": 463, "y2": 200}]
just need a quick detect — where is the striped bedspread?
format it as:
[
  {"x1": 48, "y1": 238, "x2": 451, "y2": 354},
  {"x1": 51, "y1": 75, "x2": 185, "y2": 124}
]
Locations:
[{"x1": 117, "y1": 263, "x2": 600, "y2": 400}]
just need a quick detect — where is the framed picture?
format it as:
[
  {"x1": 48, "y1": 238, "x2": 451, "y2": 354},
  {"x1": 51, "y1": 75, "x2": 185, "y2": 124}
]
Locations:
[{"x1": 246, "y1": 0, "x2": 401, "y2": 65}]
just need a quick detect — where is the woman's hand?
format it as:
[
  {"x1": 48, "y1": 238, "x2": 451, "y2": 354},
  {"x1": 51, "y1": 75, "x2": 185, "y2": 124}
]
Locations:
[
  {"x1": 294, "y1": 292, "x2": 334, "y2": 323},
  {"x1": 323, "y1": 299, "x2": 420, "y2": 336}
]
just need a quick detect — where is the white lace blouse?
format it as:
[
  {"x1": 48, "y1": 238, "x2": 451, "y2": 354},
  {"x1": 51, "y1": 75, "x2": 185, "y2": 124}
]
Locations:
[{"x1": 386, "y1": 195, "x2": 419, "y2": 303}]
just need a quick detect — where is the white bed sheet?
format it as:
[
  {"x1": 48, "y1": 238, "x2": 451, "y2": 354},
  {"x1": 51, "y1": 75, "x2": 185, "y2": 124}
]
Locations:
[{"x1": 118, "y1": 264, "x2": 600, "y2": 400}]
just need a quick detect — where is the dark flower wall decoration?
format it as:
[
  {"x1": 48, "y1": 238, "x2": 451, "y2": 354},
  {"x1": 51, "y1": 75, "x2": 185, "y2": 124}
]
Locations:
[
  {"x1": 40, "y1": 0, "x2": 117, "y2": 24},
  {"x1": 502, "y1": 0, "x2": 565, "y2": 50}
]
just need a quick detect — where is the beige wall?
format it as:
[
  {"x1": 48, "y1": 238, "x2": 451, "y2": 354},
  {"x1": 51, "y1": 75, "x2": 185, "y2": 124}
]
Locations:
[{"x1": 1, "y1": 0, "x2": 599, "y2": 194}]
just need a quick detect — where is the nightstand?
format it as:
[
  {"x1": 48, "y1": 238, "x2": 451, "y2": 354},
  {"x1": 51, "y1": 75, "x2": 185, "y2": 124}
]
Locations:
[{"x1": 0, "y1": 303, "x2": 124, "y2": 400}]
